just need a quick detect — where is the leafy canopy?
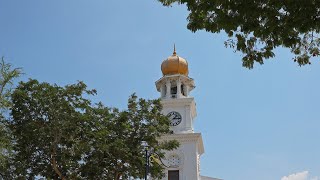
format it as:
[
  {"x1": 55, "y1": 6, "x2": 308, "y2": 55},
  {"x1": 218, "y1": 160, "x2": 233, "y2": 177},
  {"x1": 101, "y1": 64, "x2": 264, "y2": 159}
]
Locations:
[
  {"x1": 10, "y1": 79, "x2": 96, "y2": 179},
  {"x1": 0, "y1": 58, "x2": 22, "y2": 179},
  {"x1": 81, "y1": 94, "x2": 178, "y2": 179},
  {"x1": 8, "y1": 79, "x2": 178, "y2": 179},
  {"x1": 0, "y1": 57, "x2": 22, "y2": 111},
  {"x1": 158, "y1": 0, "x2": 320, "y2": 68}
]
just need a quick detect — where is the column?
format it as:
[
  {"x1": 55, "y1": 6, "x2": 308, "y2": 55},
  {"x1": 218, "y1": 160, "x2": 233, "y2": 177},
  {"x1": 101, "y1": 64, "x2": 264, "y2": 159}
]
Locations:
[
  {"x1": 176, "y1": 78, "x2": 182, "y2": 98},
  {"x1": 185, "y1": 105, "x2": 193, "y2": 132},
  {"x1": 160, "y1": 84, "x2": 165, "y2": 98},
  {"x1": 166, "y1": 80, "x2": 171, "y2": 99},
  {"x1": 184, "y1": 85, "x2": 189, "y2": 97}
]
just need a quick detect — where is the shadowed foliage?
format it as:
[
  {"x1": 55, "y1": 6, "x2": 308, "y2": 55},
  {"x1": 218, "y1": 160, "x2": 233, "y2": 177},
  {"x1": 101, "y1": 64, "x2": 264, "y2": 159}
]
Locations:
[
  {"x1": 0, "y1": 58, "x2": 22, "y2": 179},
  {"x1": 8, "y1": 79, "x2": 178, "y2": 179},
  {"x1": 158, "y1": 0, "x2": 320, "y2": 68}
]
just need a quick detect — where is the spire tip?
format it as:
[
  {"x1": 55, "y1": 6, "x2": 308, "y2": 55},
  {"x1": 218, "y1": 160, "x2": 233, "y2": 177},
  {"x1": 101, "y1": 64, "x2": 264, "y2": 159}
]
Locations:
[{"x1": 173, "y1": 43, "x2": 176, "y2": 55}]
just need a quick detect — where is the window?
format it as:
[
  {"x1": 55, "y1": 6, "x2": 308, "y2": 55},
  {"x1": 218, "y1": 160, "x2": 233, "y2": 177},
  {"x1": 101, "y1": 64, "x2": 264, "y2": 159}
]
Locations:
[
  {"x1": 168, "y1": 170, "x2": 179, "y2": 180},
  {"x1": 181, "y1": 85, "x2": 185, "y2": 96},
  {"x1": 171, "y1": 86, "x2": 177, "y2": 97}
]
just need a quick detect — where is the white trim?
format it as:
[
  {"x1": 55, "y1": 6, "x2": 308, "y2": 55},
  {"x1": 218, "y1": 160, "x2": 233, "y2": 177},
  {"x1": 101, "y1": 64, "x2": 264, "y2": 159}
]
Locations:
[{"x1": 159, "y1": 133, "x2": 204, "y2": 155}]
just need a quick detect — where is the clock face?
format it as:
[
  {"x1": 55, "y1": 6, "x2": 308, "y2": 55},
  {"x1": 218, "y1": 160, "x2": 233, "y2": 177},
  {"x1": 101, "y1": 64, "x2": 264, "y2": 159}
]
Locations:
[
  {"x1": 167, "y1": 111, "x2": 182, "y2": 126},
  {"x1": 167, "y1": 154, "x2": 181, "y2": 167}
]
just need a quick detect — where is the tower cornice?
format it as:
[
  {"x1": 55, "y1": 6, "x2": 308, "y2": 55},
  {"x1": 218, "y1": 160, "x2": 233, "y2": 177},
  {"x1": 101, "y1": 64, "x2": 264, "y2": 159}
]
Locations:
[
  {"x1": 159, "y1": 133, "x2": 204, "y2": 155},
  {"x1": 155, "y1": 74, "x2": 195, "y2": 92}
]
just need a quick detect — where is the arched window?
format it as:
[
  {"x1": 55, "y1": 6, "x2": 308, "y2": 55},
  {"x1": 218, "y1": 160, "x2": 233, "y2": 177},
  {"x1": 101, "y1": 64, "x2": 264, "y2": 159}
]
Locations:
[
  {"x1": 181, "y1": 84, "x2": 185, "y2": 96},
  {"x1": 171, "y1": 86, "x2": 177, "y2": 98}
]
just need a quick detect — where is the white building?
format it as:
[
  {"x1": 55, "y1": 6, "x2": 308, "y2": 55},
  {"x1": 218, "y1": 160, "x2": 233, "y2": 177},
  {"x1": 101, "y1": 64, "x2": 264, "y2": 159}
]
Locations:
[{"x1": 154, "y1": 47, "x2": 221, "y2": 180}]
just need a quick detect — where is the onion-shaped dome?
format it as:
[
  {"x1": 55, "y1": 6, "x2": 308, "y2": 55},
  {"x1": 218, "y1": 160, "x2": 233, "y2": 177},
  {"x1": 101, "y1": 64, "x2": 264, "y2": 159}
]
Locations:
[{"x1": 161, "y1": 46, "x2": 189, "y2": 76}]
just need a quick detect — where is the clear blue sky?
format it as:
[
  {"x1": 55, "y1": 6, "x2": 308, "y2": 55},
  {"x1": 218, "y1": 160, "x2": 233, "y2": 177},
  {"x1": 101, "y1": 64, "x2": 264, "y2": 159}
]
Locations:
[{"x1": 1, "y1": 1, "x2": 319, "y2": 179}]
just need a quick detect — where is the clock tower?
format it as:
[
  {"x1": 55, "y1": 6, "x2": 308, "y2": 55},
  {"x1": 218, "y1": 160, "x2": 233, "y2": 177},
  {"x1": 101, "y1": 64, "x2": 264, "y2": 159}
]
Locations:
[{"x1": 155, "y1": 47, "x2": 218, "y2": 180}]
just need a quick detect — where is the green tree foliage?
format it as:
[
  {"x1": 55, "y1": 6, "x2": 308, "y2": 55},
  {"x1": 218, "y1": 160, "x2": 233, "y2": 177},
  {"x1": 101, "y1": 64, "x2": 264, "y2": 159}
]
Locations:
[
  {"x1": 158, "y1": 0, "x2": 320, "y2": 68},
  {"x1": 80, "y1": 94, "x2": 178, "y2": 179},
  {"x1": 0, "y1": 58, "x2": 22, "y2": 179},
  {"x1": 9, "y1": 79, "x2": 178, "y2": 179},
  {"x1": 10, "y1": 79, "x2": 96, "y2": 179},
  {"x1": 0, "y1": 57, "x2": 22, "y2": 111},
  {"x1": 0, "y1": 118, "x2": 13, "y2": 179}
]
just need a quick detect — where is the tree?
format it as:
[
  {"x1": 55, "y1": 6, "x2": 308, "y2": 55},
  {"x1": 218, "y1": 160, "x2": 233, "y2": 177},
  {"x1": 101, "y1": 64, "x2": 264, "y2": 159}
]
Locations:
[
  {"x1": 10, "y1": 79, "x2": 95, "y2": 179},
  {"x1": 9, "y1": 80, "x2": 178, "y2": 179},
  {"x1": 0, "y1": 57, "x2": 22, "y2": 179},
  {"x1": 80, "y1": 94, "x2": 178, "y2": 179},
  {"x1": 158, "y1": 0, "x2": 320, "y2": 68},
  {"x1": 0, "y1": 57, "x2": 22, "y2": 111}
]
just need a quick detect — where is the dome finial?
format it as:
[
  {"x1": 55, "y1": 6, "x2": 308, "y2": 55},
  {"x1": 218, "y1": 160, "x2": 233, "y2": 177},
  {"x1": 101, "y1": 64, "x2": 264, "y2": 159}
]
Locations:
[{"x1": 173, "y1": 43, "x2": 177, "y2": 56}]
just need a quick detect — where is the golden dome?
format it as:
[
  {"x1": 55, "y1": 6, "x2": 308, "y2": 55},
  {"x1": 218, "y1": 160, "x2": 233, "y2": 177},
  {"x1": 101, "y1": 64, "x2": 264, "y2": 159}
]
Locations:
[{"x1": 161, "y1": 46, "x2": 189, "y2": 76}]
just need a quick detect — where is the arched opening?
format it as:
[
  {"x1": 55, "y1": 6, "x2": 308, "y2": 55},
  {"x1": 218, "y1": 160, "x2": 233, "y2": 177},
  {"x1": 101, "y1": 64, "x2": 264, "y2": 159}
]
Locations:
[
  {"x1": 171, "y1": 86, "x2": 177, "y2": 98},
  {"x1": 181, "y1": 84, "x2": 185, "y2": 96}
]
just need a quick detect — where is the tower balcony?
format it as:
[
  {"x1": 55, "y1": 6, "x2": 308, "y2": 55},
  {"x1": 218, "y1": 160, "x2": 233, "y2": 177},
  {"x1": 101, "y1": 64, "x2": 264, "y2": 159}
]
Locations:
[{"x1": 155, "y1": 74, "x2": 195, "y2": 100}]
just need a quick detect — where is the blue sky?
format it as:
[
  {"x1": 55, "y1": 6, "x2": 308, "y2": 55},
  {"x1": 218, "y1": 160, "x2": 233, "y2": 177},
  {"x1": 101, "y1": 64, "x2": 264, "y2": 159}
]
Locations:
[{"x1": 1, "y1": 0, "x2": 319, "y2": 179}]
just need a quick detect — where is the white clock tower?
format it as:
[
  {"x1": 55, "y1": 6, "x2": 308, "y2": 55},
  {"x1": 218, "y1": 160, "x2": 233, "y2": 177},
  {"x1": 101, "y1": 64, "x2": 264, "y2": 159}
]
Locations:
[{"x1": 155, "y1": 47, "x2": 219, "y2": 180}]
